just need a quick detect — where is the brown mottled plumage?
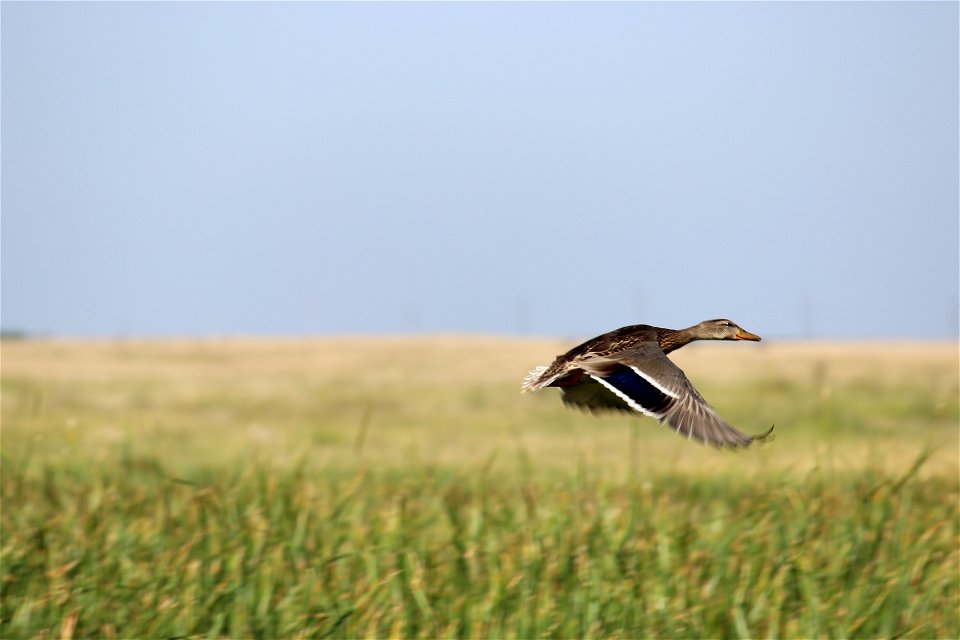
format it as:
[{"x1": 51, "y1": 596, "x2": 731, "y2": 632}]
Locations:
[{"x1": 522, "y1": 319, "x2": 773, "y2": 450}]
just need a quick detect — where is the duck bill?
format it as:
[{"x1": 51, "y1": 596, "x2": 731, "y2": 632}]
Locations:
[{"x1": 735, "y1": 329, "x2": 761, "y2": 341}]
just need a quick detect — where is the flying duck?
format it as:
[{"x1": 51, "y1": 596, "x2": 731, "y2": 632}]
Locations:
[{"x1": 522, "y1": 319, "x2": 773, "y2": 449}]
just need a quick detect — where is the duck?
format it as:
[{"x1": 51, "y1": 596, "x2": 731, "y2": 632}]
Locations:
[{"x1": 521, "y1": 319, "x2": 773, "y2": 449}]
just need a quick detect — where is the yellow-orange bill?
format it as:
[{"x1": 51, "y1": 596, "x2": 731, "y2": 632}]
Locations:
[{"x1": 736, "y1": 329, "x2": 762, "y2": 341}]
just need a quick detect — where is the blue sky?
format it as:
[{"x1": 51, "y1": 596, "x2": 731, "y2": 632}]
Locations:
[{"x1": 3, "y1": 2, "x2": 957, "y2": 338}]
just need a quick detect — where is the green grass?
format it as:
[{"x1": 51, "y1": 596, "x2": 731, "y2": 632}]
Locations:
[
  {"x1": 2, "y1": 456, "x2": 957, "y2": 639},
  {"x1": 1, "y1": 338, "x2": 958, "y2": 638}
]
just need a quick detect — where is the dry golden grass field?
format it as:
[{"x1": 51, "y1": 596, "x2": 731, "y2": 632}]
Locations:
[
  {"x1": 2, "y1": 337, "x2": 957, "y2": 477},
  {"x1": 2, "y1": 337, "x2": 958, "y2": 638}
]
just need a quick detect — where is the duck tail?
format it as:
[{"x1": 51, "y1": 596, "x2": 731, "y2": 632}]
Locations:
[{"x1": 521, "y1": 365, "x2": 557, "y2": 393}]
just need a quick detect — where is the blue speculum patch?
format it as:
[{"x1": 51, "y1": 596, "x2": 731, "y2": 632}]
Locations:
[{"x1": 600, "y1": 366, "x2": 674, "y2": 415}]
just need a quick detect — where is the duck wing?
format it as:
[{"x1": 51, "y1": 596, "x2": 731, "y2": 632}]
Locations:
[{"x1": 572, "y1": 343, "x2": 769, "y2": 449}]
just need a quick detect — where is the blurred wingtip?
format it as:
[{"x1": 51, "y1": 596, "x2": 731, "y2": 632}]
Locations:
[{"x1": 753, "y1": 424, "x2": 775, "y2": 444}]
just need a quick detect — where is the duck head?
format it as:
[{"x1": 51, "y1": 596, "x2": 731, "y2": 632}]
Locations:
[{"x1": 696, "y1": 319, "x2": 762, "y2": 341}]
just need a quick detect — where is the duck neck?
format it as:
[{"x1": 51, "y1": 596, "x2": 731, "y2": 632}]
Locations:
[{"x1": 657, "y1": 327, "x2": 702, "y2": 354}]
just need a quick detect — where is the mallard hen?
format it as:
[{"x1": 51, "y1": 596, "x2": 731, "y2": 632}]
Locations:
[{"x1": 522, "y1": 319, "x2": 773, "y2": 449}]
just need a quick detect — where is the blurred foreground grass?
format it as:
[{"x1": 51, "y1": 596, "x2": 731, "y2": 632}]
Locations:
[{"x1": 2, "y1": 337, "x2": 958, "y2": 638}]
